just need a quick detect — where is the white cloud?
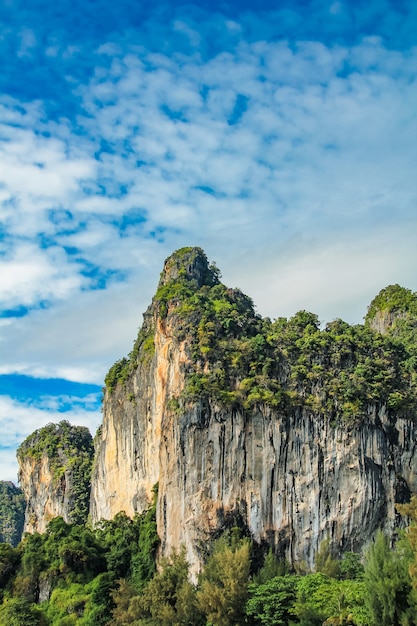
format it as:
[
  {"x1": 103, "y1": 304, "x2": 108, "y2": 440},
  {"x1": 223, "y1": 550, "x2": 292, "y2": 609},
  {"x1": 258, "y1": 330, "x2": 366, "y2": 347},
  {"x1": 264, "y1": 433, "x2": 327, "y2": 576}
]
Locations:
[
  {"x1": 0, "y1": 242, "x2": 86, "y2": 308},
  {"x1": 0, "y1": 272, "x2": 159, "y2": 384},
  {"x1": 173, "y1": 20, "x2": 202, "y2": 48},
  {"x1": 229, "y1": 220, "x2": 417, "y2": 324},
  {"x1": 0, "y1": 448, "x2": 23, "y2": 486}
]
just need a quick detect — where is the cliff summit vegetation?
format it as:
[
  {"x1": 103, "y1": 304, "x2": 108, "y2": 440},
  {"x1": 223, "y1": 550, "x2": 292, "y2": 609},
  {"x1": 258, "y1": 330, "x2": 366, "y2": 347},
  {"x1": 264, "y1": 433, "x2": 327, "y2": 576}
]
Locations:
[{"x1": 105, "y1": 247, "x2": 417, "y2": 426}]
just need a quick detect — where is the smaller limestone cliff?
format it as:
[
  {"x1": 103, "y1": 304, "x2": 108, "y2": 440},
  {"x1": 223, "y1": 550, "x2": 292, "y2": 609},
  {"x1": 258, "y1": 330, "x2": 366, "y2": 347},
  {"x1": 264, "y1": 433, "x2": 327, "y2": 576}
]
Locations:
[
  {"x1": 0, "y1": 481, "x2": 25, "y2": 546},
  {"x1": 17, "y1": 420, "x2": 94, "y2": 534}
]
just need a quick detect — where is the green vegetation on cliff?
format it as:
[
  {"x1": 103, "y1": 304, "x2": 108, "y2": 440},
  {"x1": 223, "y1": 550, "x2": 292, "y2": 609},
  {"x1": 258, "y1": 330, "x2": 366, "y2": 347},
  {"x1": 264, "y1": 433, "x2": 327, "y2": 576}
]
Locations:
[
  {"x1": 17, "y1": 421, "x2": 94, "y2": 525},
  {"x1": 0, "y1": 483, "x2": 25, "y2": 547},
  {"x1": 105, "y1": 248, "x2": 417, "y2": 426}
]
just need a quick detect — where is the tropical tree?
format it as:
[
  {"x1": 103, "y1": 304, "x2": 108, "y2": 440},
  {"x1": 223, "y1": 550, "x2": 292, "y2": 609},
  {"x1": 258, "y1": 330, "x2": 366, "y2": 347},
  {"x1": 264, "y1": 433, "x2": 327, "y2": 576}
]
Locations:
[
  {"x1": 197, "y1": 535, "x2": 251, "y2": 626},
  {"x1": 246, "y1": 574, "x2": 298, "y2": 625},
  {"x1": 363, "y1": 530, "x2": 415, "y2": 626},
  {"x1": 0, "y1": 597, "x2": 48, "y2": 626}
]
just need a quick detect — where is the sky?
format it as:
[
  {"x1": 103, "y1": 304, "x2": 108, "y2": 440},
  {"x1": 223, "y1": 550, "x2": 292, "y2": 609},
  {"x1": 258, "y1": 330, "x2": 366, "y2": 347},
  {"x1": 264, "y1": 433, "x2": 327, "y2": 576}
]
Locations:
[{"x1": 0, "y1": 0, "x2": 416, "y2": 483}]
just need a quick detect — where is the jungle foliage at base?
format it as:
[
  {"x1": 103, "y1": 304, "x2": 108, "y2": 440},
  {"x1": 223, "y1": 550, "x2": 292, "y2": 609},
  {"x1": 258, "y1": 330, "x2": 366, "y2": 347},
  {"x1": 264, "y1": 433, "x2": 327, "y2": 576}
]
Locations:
[
  {"x1": 0, "y1": 493, "x2": 159, "y2": 625},
  {"x1": 105, "y1": 249, "x2": 417, "y2": 426},
  {"x1": 2, "y1": 497, "x2": 417, "y2": 625}
]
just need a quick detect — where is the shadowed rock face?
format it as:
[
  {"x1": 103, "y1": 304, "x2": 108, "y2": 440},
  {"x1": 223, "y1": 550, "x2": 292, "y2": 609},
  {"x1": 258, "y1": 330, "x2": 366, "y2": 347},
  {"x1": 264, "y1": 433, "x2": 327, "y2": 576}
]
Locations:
[
  {"x1": 156, "y1": 402, "x2": 416, "y2": 573},
  {"x1": 88, "y1": 248, "x2": 417, "y2": 574}
]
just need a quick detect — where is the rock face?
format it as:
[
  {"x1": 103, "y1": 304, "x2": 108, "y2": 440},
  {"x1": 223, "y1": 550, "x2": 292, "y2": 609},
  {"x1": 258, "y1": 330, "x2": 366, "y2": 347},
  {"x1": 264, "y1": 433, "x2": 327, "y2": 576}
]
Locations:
[
  {"x1": 0, "y1": 481, "x2": 25, "y2": 546},
  {"x1": 90, "y1": 250, "x2": 199, "y2": 522},
  {"x1": 18, "y1": 421, "x2": 94, "y2": 534},
  {"x1": 90, "y1": 247, "x2": 417, "y2": 574},
  {"x1": 157, "y1": 404, "x2": 417, "y2": 571}
]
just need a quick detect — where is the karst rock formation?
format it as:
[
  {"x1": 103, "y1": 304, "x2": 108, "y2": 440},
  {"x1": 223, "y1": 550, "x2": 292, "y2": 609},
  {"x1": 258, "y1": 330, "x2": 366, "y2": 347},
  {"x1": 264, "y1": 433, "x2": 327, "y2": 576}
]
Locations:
[{"x1": 17, "y1": 248, "x2": 417, "y2": 574}]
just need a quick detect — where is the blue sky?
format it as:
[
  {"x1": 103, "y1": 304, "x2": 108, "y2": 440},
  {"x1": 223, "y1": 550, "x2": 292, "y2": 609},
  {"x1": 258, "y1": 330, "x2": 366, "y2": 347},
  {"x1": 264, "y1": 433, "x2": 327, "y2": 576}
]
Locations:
[{"x1": 1, "y1": 0, "x2": 416, "y2": 482}]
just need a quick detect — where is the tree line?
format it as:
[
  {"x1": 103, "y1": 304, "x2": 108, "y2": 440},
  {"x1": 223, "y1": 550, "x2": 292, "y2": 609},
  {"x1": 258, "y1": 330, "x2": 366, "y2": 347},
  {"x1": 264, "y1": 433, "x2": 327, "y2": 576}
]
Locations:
[{"x1": 1, "y1": 494, "x2": 417, "y2": 625}]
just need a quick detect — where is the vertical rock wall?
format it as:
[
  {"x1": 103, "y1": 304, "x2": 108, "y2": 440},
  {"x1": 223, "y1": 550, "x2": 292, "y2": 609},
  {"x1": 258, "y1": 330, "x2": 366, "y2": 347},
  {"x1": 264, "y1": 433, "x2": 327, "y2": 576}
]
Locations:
[
  {"x1": 90, "y1": 315, "x2": 189, "y2": 521},
  {"x1": 19, "y1": 455, "x2": 72, "y2": 534},
  {"x1": 156, "y1": 401, "x2": 417, "y2": 574}
]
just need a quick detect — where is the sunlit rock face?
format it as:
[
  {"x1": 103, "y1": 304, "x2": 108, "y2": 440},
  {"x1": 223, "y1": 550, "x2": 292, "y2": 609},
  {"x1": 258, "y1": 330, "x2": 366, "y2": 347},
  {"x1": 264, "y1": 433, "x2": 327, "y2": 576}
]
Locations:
[
  {"x1": 90, "y1": 315, "x2": 189, "y2": 523},
  {"x1": 18, "y1": 454, "x2": 69, "y2": 534},
  {"x1": 17, "y1": 422, "x2": 94, "y2": 534},
  {"x1": 90, "y1": 248, "x2": 417, "y2": 574},
  {"x1": 90, "y1": 249, "x2": 200, "y2": 526}
]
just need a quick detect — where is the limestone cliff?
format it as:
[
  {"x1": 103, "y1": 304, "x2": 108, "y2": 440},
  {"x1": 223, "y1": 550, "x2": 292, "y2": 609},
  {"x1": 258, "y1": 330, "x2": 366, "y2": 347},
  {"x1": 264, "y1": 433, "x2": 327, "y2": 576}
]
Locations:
[
  {"x1": 18, "y1": 421, "x2": 94, "y2": 534},
  {"x1": 90, "y1": 248, "x2": 211, "y2": 522},
  {"x1": 0, "y1": 481, "x2": 25, "y2": 546},
  {"x1": 91, "y1": 247, "x2": 417, "y2": 573}
]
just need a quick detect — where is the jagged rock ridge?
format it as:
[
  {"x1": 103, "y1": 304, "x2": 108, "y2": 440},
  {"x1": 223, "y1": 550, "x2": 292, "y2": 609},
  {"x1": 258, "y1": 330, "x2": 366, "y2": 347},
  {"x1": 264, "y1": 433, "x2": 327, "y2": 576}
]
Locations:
[{"x1": 89, "y1": 247, "x2": 417, "y2": 574}]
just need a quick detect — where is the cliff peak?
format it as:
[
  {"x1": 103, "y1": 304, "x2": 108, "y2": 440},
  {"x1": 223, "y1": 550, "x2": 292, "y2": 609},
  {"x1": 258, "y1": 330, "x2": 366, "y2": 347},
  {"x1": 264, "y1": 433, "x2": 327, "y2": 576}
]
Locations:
[
  {"x1": 365, "y1": 284, "x2": 417, "y2": 335},
  {"x1": 158, "y1": 246, "x2": 220, "y2": 290}
]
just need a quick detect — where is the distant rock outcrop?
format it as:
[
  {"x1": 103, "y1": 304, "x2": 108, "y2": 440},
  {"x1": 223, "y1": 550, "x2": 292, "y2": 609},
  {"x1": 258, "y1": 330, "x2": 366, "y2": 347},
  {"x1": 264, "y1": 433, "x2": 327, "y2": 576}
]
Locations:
[
  {"x1": 17, "y1": 421, "x2": 94, "y2": 534},
  {"x1": 365, "y1": 283, "x2": 417, "y2": 336},
  {"x1": 0, "y1": 481, "x2": 25, "y2": 546}
]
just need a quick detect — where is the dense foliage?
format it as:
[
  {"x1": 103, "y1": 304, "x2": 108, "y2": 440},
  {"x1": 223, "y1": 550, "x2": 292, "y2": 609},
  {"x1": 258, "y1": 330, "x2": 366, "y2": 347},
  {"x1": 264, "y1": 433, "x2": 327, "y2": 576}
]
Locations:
[
  {"x1": 0, "y1": 493, "x2": 159, "y2": 625},
  {"x1": 105, "y1": 248, "x2": 417, "y2": 426},
  {"x1": 2, "y1": 500, "x2": 417, "y2": 625},
  {"x1": 0, "y1": 483, "x2": 25, "y2": 547},
  {"x1": 17, "y1": 421, "x2": 94, "y2": 525}
]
